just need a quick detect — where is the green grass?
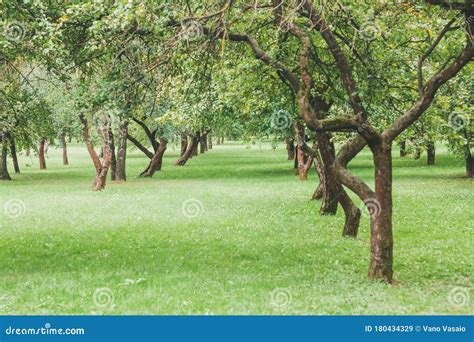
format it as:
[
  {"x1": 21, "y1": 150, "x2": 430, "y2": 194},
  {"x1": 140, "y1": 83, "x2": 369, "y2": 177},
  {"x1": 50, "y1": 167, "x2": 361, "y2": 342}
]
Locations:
[{"x1": 0, "y1": 142, "x2": 472, "y2": 315}]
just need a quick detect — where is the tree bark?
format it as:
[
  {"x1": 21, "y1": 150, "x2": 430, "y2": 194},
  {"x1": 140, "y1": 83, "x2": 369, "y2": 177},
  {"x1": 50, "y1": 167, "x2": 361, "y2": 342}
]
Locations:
[
  {"x1": 465, "y1": 144, "x2": 473, "y2": 178},
  {"x1": 60, "y1": 134, "x2": 69, "y2": 166},
  {"x1": 180, "y1": 133, "x2": 188, "y2": 157},
  {"x1": 0, "y1": 132, "x2": 11, "y2": 180},
  {"x1": 8, "y1": 134, "x2": 20, "y2": 173},
  {"x1": 38, "y1": 138, "x2": 47, "y2": 170},
  {"x1": 79, "y1": 113, "x2": 111, "y2": 191},
  {"x1": 140, "y1": 138, "x2": 168, "y2": 177},
  {"x1": 115, "y1": 119, "x2": 128, "y2": 181},
  {"x1": 174, "y1": 134, "x2": 199, "y2": 166},
  {"x1": 285, "y1": 138, "x2": 295, "y2": 160},
  {"x1": 208, "y1": 134, "x2": 213, "y2": 149},
  {"x1": 109, "y1": 128, "x2": 116, "y2": 181},
  {"x1": 427, "y1": 142, "x2": 435, "y2": 165},
  {"x1": 200, "y1": 135, "x2": 206, "y2": 154},
  {"x1": 192, "y1": 131, "x2": 200, "y2": 157},
  {"x1": 368, "y1": 145, "x2": 393, "y2": 283},
  {"x1": 399, "y1": 140, "x2": 407, "y2": 157},
  {"x1": 296, "y1": 145, "x2": 312, "y2": 180}
]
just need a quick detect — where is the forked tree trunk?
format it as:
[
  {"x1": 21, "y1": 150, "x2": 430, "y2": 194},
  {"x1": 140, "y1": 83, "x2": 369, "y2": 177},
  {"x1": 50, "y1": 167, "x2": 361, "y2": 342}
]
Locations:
[
  {"x1": 8, "y1": 134, "x2": 20, "y2": 173},
  {"x1": 208, "y1": 134, "x2": 213, "y2": 149},
  {"x1": 174, "y1": 135, "x2": 199, "y2": 166},
  {"x1": 141, "y1": 138, "x2": 168, "y2": 177},
  {"x1": 368, "y1": 145, "x2": 393, "y2": 283},
  {"x1": 427, "y1": 142, "x2": 435, "y2": 165},
  {"x1": 115, "y1": 119, "x2": 128, "y2": 181},
  {"x1": 180, "y1": 134, "x2": 188, "y2": 156},
  {"x1": 0, "y1": 133, "x2": 11, "y2": 180},
  {"x1": 285, "y1": 138, "x2": 295, "y2": 160},
  {"x1": 109, "y1": 128, "x2": 116, "y2": 181},
  {"x1": 79, "y1": 113, "x2": 112, "y2": 191},
  {"x1": 465, "y1": 144, "x2": 473, "y2": 178},
  {"x1": 38, "y1": 138, "x2": 47, "y2": 170},
  {"x1": 399, "y1": 140, "x2": 407, "y2": 157},
  {"x1": 60, "y1": 134, "x2": 69, "y2": 166}
]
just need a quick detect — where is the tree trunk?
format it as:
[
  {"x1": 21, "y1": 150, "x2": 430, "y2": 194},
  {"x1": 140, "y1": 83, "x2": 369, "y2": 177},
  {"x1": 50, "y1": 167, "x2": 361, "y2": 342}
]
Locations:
[
  {"x1": 0, "y1": 133, "x2": 11, "y2": 180},
  {"x1": 312, "y1": 160, "x2": 324, "y2": 200},
  {"x1": 38, "y1": 138, "x2": 47, "y2": 170},
  {"x1": 293, "y1": 147, "x2": 299, "y2": 174},
  {"x1": 141, "y1": 138, "x2": 168, "y2": 177},
  {"x1": 399, "y1": 140, "x2": 406, "y2": 157},
  {"x1": 208, "y1": 134, "x2": 213, "y2": 149},
  {"x1": 180, "y1": 134, "x2": 188, "y2": 157},
  {"x1": 174, "y1": 135, "x2": 199, "y2": 166},
  {"x1": 25, "y1": 146, "x2": 30, "y2": 157},
  {"x1": 315, "y1": 134, "x2": 338, "y2": 215},
  {"x1": 427, "y1": 142, "x2": 435, "y2": 165},
  {"x1": 368, "y1": 145, "x2": 393, "y2": 283},
  {"x1": 8, "y1": 134, "x2": 20, "y2": 173},
  {"x1": 60, "y1": 134, "x2": 69, "y2": 166},
  {"x1": 79, "y1": 113, "x2": 111, "y2": 191},
  {"x1": 115, "y1": 119, "x2": 128, "y2": 181},
  {"x1": 285, "y1": 138, "x2": 295, "y2": 160},
  {"x1": 200, "y1": 135, "x2": 206, "y2": 154},
  {"x1": 465, "y1": 144, "x2": 473, "y2": 178},
  {"x1": 192, "y1": 131, "x2": 200, "y2": 157},
  {"x1": 221, "y1": 136, "x2": 224, "y2": 144},
  {"x1": 216, "y1": 136, "x2": 221, "y2": 145},
  {"x1": 297, "y1": 146, "x2": 312, "y2": 180},
  {"x1": 109, "y1": 128, "x2": 116, "y2": 181}
]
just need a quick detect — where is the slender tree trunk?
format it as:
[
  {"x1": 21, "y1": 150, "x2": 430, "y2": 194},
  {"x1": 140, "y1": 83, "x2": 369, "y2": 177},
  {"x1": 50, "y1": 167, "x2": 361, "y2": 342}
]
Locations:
[
  {"x1": 38, "y1": 138, "x2": 47, "y2": 170},
  {"x1": 8, "y1": 134, "x2": 20, "y2": 173},
  {"x1": 60, "y1": 134, "x2": 69, "y2": 166},
  {"x1": 465, "y1": 144, "x2": 473, "y2": 178},
  {"x1": 427, "y1": 142, "x2": 435, "y2": 165},
  {"x1": 180, "y1": 134, "x2": 188, "y2": 157},
  {"x1": 293, "y1": 147, "x2": 299, "y2": 174},
  {"x1": 192, "y1": 131, "x2": 200, "y2": 157},
  {"x1": 399, "y1": 140, "x2": 406, "y2": 157},
  {"x1": 0, "y1": 132, "x2": 11, "y2": 180},
  {"x1": 208, "y1": 134, "x2": 213, "y2": 149},
  {"x1": 174, "y1": 135, "x2": 199, "y2": 166},
  {"x1": 141, "y1": 138, "x2": 168, "y2": 177},
  {"x1": 109, "y1": 128, "x2": 116, "y2": 181},
  {"x1": 285, "y1": 138, "x2": 295, "y2": 160},
  {"x1": 368, "y1": 144, "x2": 393, "y2": 283},
  {"x1": 115, "y1": 119, "x2": 128, "y2": 181}
]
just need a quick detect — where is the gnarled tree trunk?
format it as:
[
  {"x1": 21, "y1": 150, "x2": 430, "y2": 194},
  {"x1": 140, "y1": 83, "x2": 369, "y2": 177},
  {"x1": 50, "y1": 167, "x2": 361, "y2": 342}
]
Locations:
[
  {"x1": 115, "y1": 119, "x2": 128, "y2": 181},
  {"x1": 296, "y1": 145, "x2": 312, "y2": 180},
  {"x1": 174, "y1": 134, "x2": 199, "y2": 166},
  {"x1": 79, "y1": 113, "x2": 111, "y2": 191},
  {"x1": 368, "y1": 144, "x2": 393, "y2": 283},
  {"x1": 141, "y1": 138, "x2": 168, "y2": 177},
  {"x1": 38, "y1": 138, "x2": 47, "y2": 170}
]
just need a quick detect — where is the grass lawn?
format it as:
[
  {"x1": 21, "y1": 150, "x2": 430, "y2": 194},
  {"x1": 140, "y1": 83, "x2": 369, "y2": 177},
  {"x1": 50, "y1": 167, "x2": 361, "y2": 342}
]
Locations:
[{"x1": 0, "y1": 142, "x2": 472, "y2": 315}]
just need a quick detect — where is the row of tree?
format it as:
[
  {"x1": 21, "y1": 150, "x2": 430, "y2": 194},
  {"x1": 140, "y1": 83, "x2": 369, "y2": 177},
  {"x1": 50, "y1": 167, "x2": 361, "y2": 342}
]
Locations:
[{"x1": 1, "y1": 0, "x2": 472, "y2": 283}]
